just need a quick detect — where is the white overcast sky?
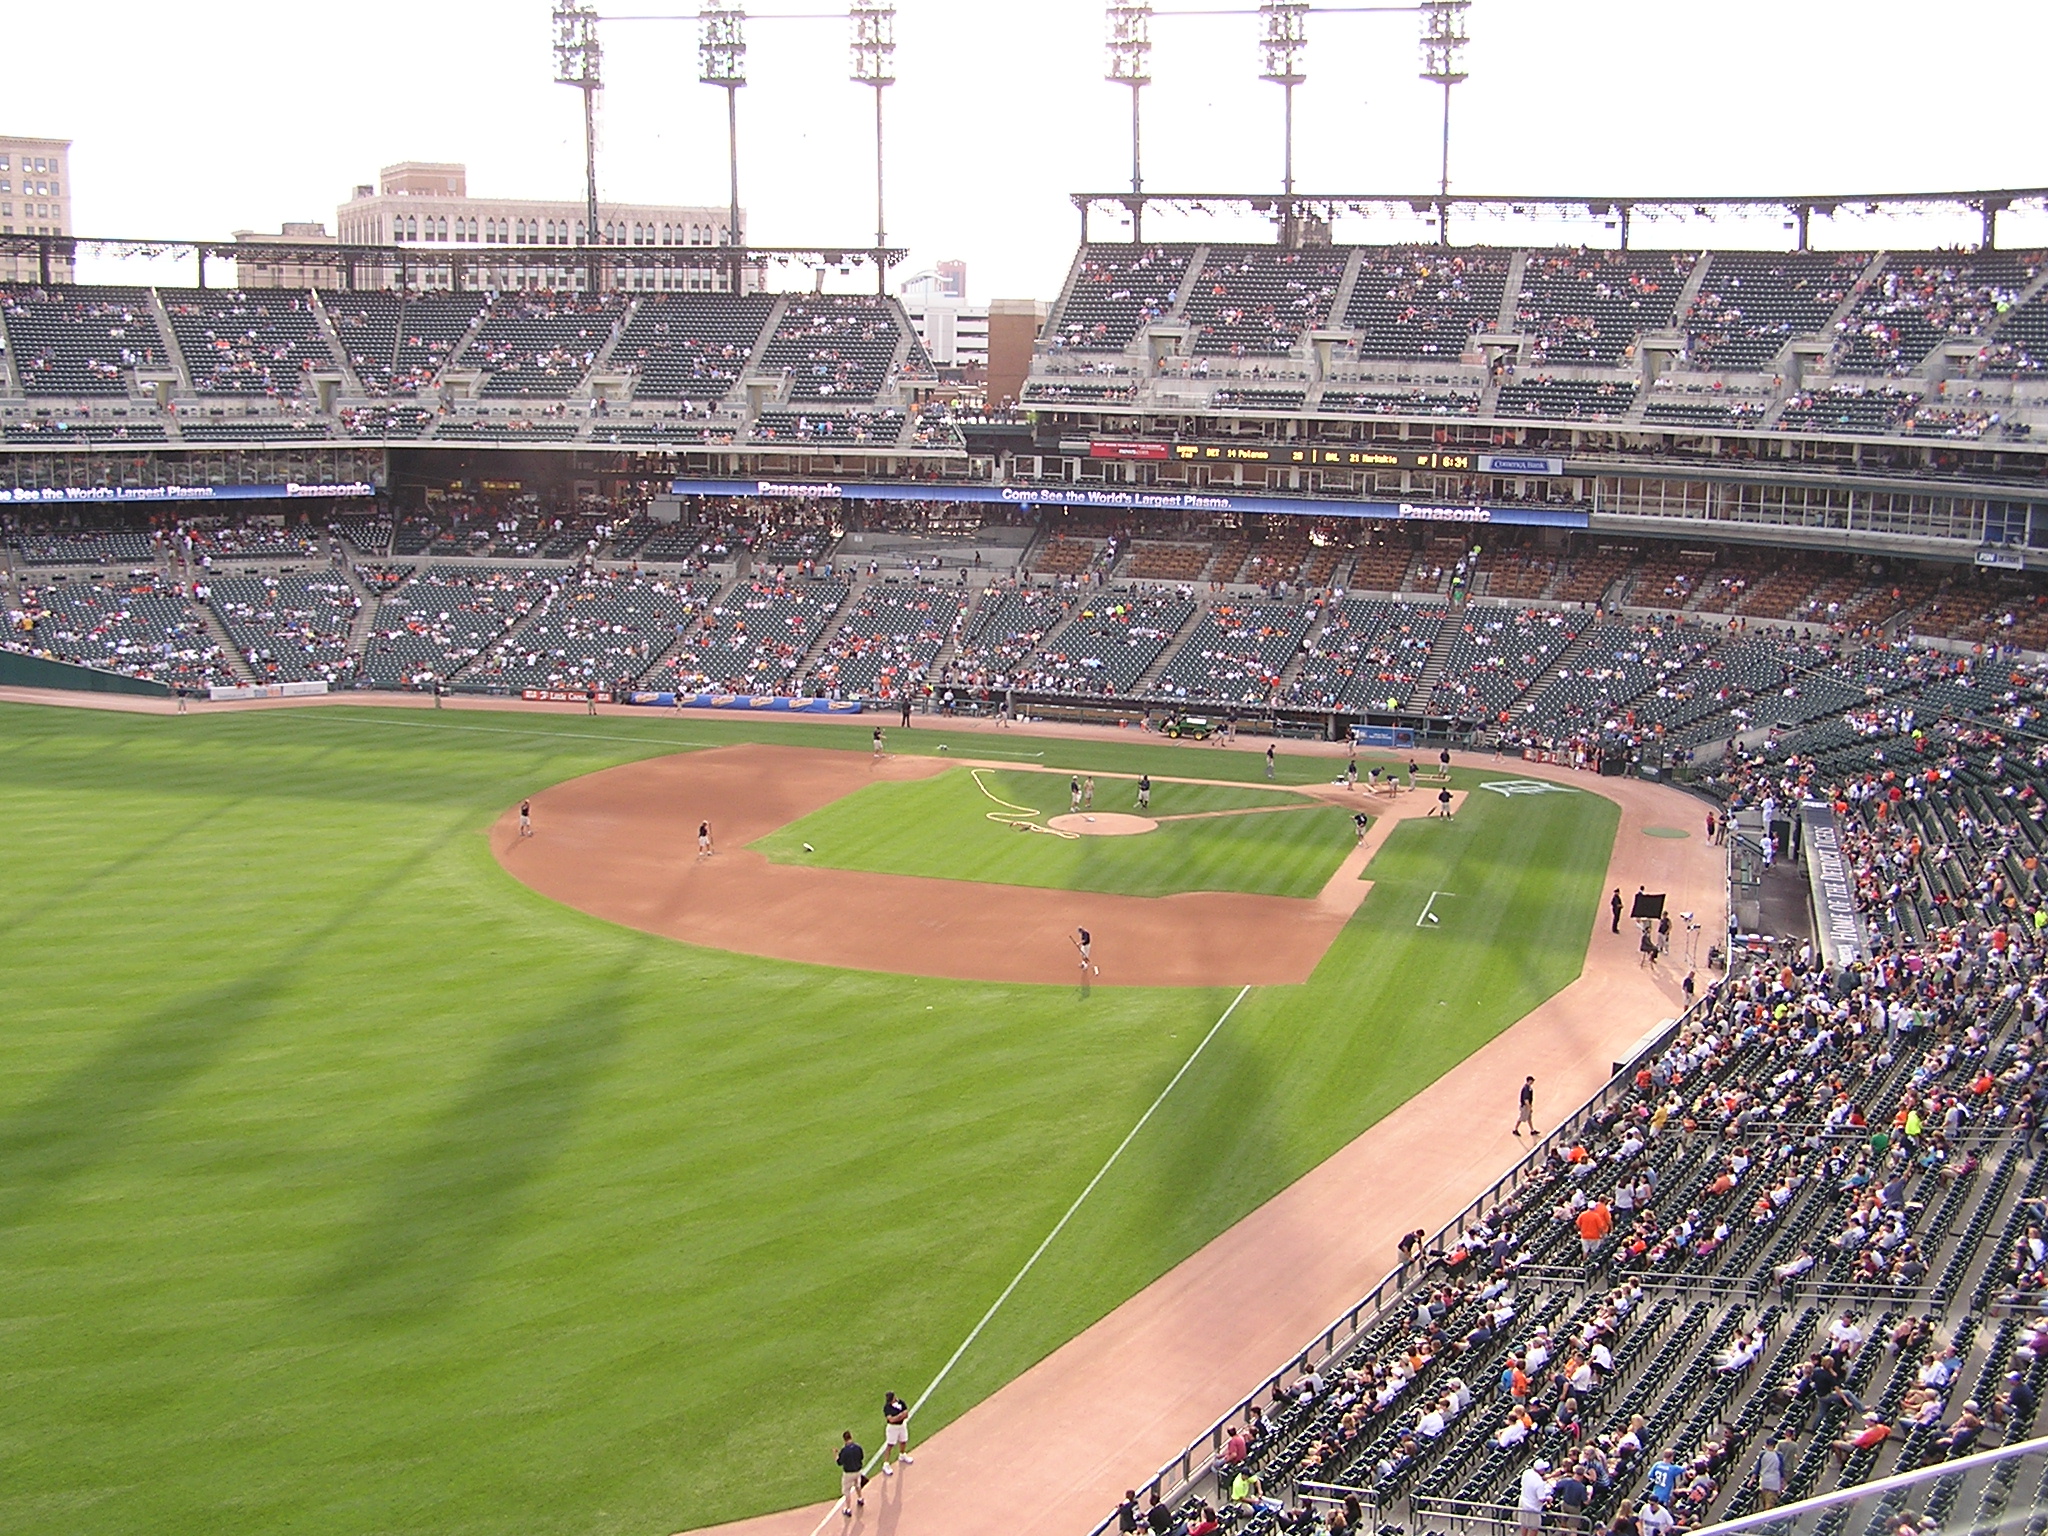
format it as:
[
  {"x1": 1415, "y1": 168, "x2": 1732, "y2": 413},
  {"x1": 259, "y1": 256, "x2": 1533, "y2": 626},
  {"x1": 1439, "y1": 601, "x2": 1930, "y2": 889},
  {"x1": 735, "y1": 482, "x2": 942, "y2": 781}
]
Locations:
[{"x1": 14, "y1": 0, "x2": 2048, "y2": 296}]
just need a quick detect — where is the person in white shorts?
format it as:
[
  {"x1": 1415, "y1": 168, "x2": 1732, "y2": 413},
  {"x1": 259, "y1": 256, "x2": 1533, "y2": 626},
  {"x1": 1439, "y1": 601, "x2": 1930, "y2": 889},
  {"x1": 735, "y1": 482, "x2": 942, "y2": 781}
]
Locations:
[
  {"x1": 697, "y1": 820, "x2": 713, "y2": 859},
  {"x1": 881, "y1": 1391, "x2": 914, "y2": 1472}
]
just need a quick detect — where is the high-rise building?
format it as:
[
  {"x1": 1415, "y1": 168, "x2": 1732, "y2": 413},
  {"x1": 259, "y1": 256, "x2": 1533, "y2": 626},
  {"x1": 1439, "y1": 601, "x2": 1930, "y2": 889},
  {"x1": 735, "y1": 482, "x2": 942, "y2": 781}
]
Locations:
[
  {"x1": 1, "y1": 135, "x2": 75, "y2": 283},
  {"x1": 308, "y1": 162, "x2": 758, "y2": 293},
  {"x1": 233, "y1": 223, "x2": 346, "y2": 290},
  {"x1": 900, "y1": 300, "x2": 989, "y2": 379},
  {"x1": 985, "y1": 299, "x2": 1048, "y2": 408}
]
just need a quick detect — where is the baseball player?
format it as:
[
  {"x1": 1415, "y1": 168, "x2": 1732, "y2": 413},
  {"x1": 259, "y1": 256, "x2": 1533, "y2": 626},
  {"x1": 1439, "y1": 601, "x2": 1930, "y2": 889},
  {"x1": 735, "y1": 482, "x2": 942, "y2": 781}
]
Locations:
[
  {"x1": 1076, "y1": 927, "x2": 1095, "y2": 974},
  {"x1": 519, "y1": 799, "x2": 533, "y2": 838},
  {"x1": 1136, "y1": 774, "x2": 1152, "y2": 810},
  {"x1": 697, "y1": 820, "x2": 713, "y2": 859}
]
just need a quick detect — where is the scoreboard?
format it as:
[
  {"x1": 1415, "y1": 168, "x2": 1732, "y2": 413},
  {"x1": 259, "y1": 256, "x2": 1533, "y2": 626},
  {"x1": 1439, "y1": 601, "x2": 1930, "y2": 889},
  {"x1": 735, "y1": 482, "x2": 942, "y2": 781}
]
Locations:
[
  {"x1": 1076, "y1": 440, "x2": 1563, "y2": 475},
  {"x1": 1178, "y1": 444, "x2": 1479, "y2": 471}
]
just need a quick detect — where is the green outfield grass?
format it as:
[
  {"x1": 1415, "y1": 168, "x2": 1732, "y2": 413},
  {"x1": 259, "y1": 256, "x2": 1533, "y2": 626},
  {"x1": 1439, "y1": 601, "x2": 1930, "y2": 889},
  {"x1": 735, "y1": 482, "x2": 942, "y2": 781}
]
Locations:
[
  {"x1": 754, "y1": 767, "x2": 1353, "y2": 897},
  {"x1": 0, "y1": 705, "x2": 1616, "y2": 1536}
]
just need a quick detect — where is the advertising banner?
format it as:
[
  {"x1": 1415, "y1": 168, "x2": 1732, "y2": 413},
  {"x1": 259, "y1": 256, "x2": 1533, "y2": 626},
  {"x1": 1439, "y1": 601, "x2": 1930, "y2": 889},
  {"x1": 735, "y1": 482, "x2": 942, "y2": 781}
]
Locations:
[
  {"x1": 624, "y1": 692, "x2": 863, "y2": 713},
  {"x1": 1351, "y1": 725, "x2": 1417, "y2": 749},
  {"x1": 521, "y1": 687, "x2": 611, "y2": 704},
  {"x1": 1801, "y1": 801, "x2": 1868, "y2": 966},
  {"x1": 206, "y1": 680, "x2": 331, "y2": 701},
  {"x1": 1, "y1": 482, "x2": 377, "y2": 506},
  {"x1": 666, "y1": 478, "x2": 1588, "y2": 529}
]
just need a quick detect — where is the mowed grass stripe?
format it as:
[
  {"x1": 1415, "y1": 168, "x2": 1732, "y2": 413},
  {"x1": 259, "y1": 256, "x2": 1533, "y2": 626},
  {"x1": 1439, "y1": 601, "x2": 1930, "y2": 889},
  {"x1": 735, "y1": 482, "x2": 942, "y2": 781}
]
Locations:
[
  {"x1": 755, "y1": 767, "x2": 1353, "y2": 898},
  {"x1": 0, "y1": 703, "x2": 1612, "y2": 1536}
]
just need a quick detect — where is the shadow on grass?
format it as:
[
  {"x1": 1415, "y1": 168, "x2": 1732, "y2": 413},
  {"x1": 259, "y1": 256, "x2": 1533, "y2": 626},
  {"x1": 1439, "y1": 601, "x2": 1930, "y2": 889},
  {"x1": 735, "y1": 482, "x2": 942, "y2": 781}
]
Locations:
[
  {"x1": 0, "y1": 812, "x2": 471, "y2": 1236},
  {"x1": 308, "y1": 938, "x2": 650, "y2": 1322}
]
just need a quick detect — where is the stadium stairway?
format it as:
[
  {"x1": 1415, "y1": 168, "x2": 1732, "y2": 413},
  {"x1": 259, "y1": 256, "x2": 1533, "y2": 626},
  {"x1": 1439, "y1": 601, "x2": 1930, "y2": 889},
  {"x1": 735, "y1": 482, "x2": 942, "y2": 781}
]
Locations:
[
  {"x1": 148, "y1": 289, "x2": 195, "y2": 394},
  {"x1": 1496, "y1": 249, "x2": 1531, "y2": 339},
  {"x1": 191, "y1": 600, "x2": 260, "y2": 686},
  {"x1": 1129, "y1": 598, "x2": 1214, "y2": 698},
  {"x1": 1990, "y1": 264, "x2": 2048, "y2": 346},
  {"x1": 1406, "y1": 628, "x2": 1456, "y2": 711},
  {"x1": 438, "y1": 303, "x2": 497, "y2": 382},
  {"x1": 1326, "y1": 252, "x2": 1368, "y2": 339},
  {"x1": 1506, "y1": 625, "x2": 1598, "y2": 718},
  {"x1": 305, "y1": 291, "x2": 365, "y2": 396},
  {"x1": 736, "y1": 295, "x2": 795, "y2": 401}
]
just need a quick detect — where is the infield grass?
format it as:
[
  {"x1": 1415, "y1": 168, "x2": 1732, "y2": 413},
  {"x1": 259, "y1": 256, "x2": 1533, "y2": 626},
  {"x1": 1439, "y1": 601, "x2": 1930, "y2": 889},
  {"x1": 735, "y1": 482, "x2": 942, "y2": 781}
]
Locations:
[
  {"x1": 754, "y1": 767, "x2": 1354, "y2": 897},
  {"x1": 0, "y1": 704, "x2": 1615, "y2": 1536}
]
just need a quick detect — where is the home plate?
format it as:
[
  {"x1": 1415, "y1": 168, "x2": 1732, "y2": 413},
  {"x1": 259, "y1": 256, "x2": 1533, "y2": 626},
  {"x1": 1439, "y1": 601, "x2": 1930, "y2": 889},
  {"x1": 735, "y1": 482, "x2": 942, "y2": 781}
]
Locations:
[{"x1": 1048, "y1": 813, "x2": 1158, "y2": 836}]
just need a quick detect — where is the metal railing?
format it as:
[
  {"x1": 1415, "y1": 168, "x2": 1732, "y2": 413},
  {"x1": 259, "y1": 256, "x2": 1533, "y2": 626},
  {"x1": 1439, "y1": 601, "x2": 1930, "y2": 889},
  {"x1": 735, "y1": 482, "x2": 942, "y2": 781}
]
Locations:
[{"x1": 1081, "y1": 982, "x2": 1728, "y2": 1536}]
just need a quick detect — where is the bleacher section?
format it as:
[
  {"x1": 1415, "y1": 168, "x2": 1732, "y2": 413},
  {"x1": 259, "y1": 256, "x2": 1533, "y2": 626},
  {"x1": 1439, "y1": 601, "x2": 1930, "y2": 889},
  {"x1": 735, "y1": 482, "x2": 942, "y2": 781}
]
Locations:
[
  {"x1": 614, "y1": 292, "x2": 775, "y2": 401},
  {"x1": 1116, "y1": 867, "x2": 2048, "y2": 1535},
  {"x1": 1284, "y1": 600, "x2": 1444, "y2": 711},
  {"x1": 1184, "y1": 246, "x2": 1348, "y2": 356},
  {"x1": 807, "y1": 579, "x2": 966, "y2": 698},
  {"x1": 658, "y1": 578, "x2": 849, "y2": 694},
  {"x1": 1051, "y1": 244, "x2": 1197, "y2": 352},
  {"x1": 1425, "y1": 606, "x2": 1581, "y2": 720},
  {"x1": 944, "y1": 586, "x2": 1075, "y2": 692},
  {"x1": 469, "y1": 293, "x2": 625, "y2": 397},
  {"x1": 1005, "y1": 588, "x2": 1195, "y2": 696},
  {"x1": 464, "y1": 570, "x2": 710, "y2": 693},
  {"x1": 10, "y1": 573, "x2": 234, "y2": 688},
  {"x1": 208, "y1": 572, "x2": 363, "y2": 685},
  {"x1": 358, "y1": 565, "x2": 552, "y2": 688},
  {"x1": 757, "y1": 296, "x2": 903, "y2": 402},
  {"x1": 1515, "y1": 250, "x2": 1696, "y2": 366},
  {"x1": 1, "y1": 285, "x2": 169, "y2": 394},
  {"x1": 1686, "y1": 251, "x2": 1869, "y2": 371},
  {"x1": 1830, "y1": 252, "x2": 2045, "y2": 375},
  {"x1": 1152, "y1": 600, "x2": 1315, "y2": 705},
  {"x1": 158, "y1": 290, "x2": 337, "y2": 395},
  {"x1": 1344, "y1": 248, "x2": 1511, "y2": 360}
]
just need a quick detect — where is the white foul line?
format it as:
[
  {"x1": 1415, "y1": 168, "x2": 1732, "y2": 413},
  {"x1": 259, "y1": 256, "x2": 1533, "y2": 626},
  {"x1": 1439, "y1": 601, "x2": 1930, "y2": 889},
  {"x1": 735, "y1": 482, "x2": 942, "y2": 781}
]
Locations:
[
  {"x1": 1416, "y1": 890, "x2": 1457, "y2": 927},
  {"x1": 910, "y1": 983, "x2": 1255, "y2": 1420},
  {"x1": 792, "y1": 983, "x2": 1256, "y2": 1536}
]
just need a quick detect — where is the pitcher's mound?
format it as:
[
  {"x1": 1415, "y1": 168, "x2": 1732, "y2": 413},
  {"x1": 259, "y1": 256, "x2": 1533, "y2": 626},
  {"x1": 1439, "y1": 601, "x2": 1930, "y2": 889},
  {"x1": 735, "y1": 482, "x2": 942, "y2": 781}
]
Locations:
[{"x1": 1048, "y1": 812, "x2": 1158, "y2": 836}]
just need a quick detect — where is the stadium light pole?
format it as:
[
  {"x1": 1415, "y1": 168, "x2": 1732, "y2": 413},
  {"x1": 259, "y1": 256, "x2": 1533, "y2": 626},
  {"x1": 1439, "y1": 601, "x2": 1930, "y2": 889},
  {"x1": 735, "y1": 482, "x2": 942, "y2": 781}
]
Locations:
[
  {"x1": 1417, "y1": 0, "x2": 1469, "y2": 248},
  {"x1": 553, "y1": 1, "x2": 605, "y2": 292},
  {"x1": 850, "y1": 1, "x2": 895, "y2": 297},
  {"x1": 1258, "y1": 1, "x2": 1308, "y2": 244},
  {"x1": 1106, "y1": 3, "x2": 1153, "y2": 244},
  {"x1": 700, "y1": 4, "x2": 748, "y2": 294}
]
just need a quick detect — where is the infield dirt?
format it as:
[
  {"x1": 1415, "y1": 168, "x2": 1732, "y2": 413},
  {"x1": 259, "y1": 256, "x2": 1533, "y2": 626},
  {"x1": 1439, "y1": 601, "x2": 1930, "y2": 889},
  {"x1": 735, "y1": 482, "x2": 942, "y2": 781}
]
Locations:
[{"x1": 492, "y1": 743, "x2": 1460, "y2": 987}]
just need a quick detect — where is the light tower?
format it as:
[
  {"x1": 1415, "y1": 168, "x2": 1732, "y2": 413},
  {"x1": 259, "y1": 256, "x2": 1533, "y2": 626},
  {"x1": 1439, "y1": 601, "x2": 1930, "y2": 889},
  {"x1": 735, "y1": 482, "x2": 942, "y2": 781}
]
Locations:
[
  {"x1": 849, "y1": 1, "x2": 895, "y2": 296},
  {"x1": 552, "y1": 1, "x2": 604, "y2": 290},
  {"x1": 1258, "y1": 0, "x2": 1308, "y2": 243},
  {"x1": 1418, "y1": 0, "x2": 1470, "y2": 247},
  {"x1": 699, "y1": 3, "x2": 748, "y2": 292},
  {"x1": 1105, "y1": 3, "x2": 1153, "y2": 243}
]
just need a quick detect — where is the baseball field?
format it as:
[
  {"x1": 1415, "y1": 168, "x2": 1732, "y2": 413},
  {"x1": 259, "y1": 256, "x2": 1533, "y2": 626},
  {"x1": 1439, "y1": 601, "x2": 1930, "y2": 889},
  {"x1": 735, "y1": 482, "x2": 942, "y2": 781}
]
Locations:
[{"x1": 0, "y1": 701, "x2": 1617, "y2": 1536}]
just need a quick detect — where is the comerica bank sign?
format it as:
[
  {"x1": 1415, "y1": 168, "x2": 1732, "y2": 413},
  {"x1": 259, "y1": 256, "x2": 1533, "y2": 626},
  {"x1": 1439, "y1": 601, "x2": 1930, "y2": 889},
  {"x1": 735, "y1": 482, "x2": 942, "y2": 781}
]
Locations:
[{"x1": 671, "y1": 478, "x2": 1589, "y2": 529}]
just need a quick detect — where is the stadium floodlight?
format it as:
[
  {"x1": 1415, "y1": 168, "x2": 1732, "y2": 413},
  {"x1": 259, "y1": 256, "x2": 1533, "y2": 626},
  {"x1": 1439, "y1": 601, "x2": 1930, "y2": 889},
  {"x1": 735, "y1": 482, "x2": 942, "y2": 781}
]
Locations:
[
  {"x1": 699, "y1": 4, "x2": 748, "y2": 291},
  {"x1": 850, "y1": 1, "x2": 895, "y2": 294},
  {"x1": 1259, "y1": 0, "x2": 1308, "y2": 231},
  {"x1": 1417, "y1": 0, "x2": 1468, "y2": 247},
  {"x1": 1106, "y1": 3, "x2": 1153, "y2": 240},
  {"x1": 553, "y1": 1, "x2": 604, "y2": 288}
]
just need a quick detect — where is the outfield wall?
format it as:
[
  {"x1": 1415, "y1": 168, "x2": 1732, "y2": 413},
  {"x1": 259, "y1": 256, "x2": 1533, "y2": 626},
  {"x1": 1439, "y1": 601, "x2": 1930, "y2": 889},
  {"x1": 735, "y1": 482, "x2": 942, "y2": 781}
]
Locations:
[{"x1": 0, "y1": 649, "x2": 172, "y2": 698}]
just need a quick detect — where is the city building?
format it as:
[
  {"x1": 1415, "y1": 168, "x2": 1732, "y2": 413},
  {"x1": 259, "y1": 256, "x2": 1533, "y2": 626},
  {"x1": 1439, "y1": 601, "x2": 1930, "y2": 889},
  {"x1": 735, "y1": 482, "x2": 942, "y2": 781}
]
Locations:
[
  {"x1": 984, "y1": 298, "x2": 1048, "y2": 408},
  {"x1": 327, "y1": 162, "x2": 758, "y2": 292},
  {"x1": 233, "y1": 223, "x2": 345, "y2": 290},
  {"x1": 901, "y1": 298, "x2": 989, "y2": 380},
  {"x1": 1, "y1": 135, "x2": 74, "y2": 283},
  {"x1": 899, "y1": 259, "x2": 967, "y2": 302}
]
